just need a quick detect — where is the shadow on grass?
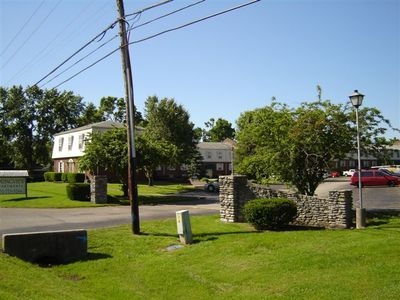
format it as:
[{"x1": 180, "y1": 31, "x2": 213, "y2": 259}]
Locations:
[
  {"x1": 2, "y1": 196, "x2": 51, "y2": 202},
  {"x1": 36, "y1": 252, "x2": 112, "y2": 268},
  {"x1": 366, "y1": 209, "x2": 400, "y2": 227},
  {"x1": 141, "y1": 225, "x2": 325, "y2": 244},
  {"x1": 106, "y1": 194, "x2": 212, "y2": 206}
]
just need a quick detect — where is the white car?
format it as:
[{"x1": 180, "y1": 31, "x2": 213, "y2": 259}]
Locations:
[{"x1": 343, "y1": 169, "x2": 356, "y2": 177}]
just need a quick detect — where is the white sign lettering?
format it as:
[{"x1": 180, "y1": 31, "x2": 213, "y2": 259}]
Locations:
[{"x1": 0, "y1": 178, "x2": 26, "y2": 194}]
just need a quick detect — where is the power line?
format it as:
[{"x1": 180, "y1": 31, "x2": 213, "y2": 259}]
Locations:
[
  {"x1": 33, "y1": 20, "x2": 119, "y2": 87},
  {"x1": 125, "y1": 0, "x2": 173, "y2": 17},
  {"x1": 1, "y1": 0, "x2": 45, "y2": 57},
  {"x1": 129, "y1": 0, "x2": 261, "y2": 46},
  {"x1": 127, "y1": 0, "x2": 206, "y2": 32},
  {"x1": 34, "y1": 0, "x2": 173, "y2": 88},
  {"x1": 41, "y1": 0, "x2": 204, "y2": 87},
  {"x1": 44, "y1": 0, "x2": 261, "y2": 89},
  {"x1": 5, "y1": 1, "x2": 100, "y2": 85},
  {"x1": 1, "y1": 0, "x2": 62, "y2": 71}
]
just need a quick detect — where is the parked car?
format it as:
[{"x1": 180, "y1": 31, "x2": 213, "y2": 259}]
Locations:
[
  {"x1": 350, "y1": 169, "x2": 400, "y2": 187},
  {"x1": 204, "y1": 181, "x2": 219, "y2": 192},
  {"x1": 323, "y1": 171, "x2": 340, "y2": 179},
  {"x1": 343, "y1": 169, "x2": 356, "y2": 177},
  {"x1": 378, "y1": 168, "x2": 400, "y2": 178}
]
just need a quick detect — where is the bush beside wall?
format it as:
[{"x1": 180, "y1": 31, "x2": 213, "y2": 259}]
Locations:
[{"x1": 66, "y1": 183, "x2": 90, "y2": 201}]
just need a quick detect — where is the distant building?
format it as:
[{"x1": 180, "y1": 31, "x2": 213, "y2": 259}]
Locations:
[
  {"x1": 197, "y1": 140, "x2": 234, "y2": 177},
  {"x1": 51, "y1": 121, "x2": 124, "y2": 173}
]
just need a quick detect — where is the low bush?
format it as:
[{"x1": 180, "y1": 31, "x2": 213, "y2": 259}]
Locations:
[
  {"x1": 61, "y1": 173, "x2": 68, "y2": 182},
  {"x1": 67, "y1": 173, "x2": 86, "y2": 183},
  {"x1": 243, "y1": 198, "x2": 297, "y2": 230},
  {"x1": 66, "y1": 183, "x2": 90, "y2": 201},
  {"x1": 54, "y1": 172, "x2": 62, "y2": 182},
  {"x1": 44, "y1": 172, "x2": 55, "y2": 182}
]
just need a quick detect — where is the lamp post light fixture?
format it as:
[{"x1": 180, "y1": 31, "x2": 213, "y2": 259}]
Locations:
[{"x1": 349, "y1": 89, "x2": 366, "y2": 229}]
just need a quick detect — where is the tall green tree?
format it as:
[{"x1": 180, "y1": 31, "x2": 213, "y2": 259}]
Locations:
[
  {"x1": 79, "y1": 127, "x2": 129, "y2": 194},
  {"x1": 235, "y1": 97, "x2": 396, "y2": 195},
  {"x1": 203, "y1": 117, "x2": 235, "y2": 142},
  {"x1": 1, "y1": 85, "x2": 87, "y2": 170},
  {"x1": 144, "y1": 96, "x2": 196, "y2": 165}
]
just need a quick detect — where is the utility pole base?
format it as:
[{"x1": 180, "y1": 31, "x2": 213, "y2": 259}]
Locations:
[{"x1": 356, "y1": 208, "x2": 366, "y2": 229}]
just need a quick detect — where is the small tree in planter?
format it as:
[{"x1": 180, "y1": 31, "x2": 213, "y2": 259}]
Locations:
[{"x1": 243, "y1": 198, "x2": 297, "y2": 230}]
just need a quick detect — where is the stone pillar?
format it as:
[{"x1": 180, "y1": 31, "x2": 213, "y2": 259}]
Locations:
[
  {"x1": 220, "y1": 175, "x2": 252, "y2": 223},
  {"x1": 328, "y1": 190, "x2": 353, "y2": 229},
  {"x1": 90, "y1": 175, "x2": 107, "y2": 204}
]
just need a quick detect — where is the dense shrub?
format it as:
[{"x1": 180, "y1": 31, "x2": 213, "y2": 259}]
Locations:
[
  {"x1": 44, "y1": 172, "x2": 54, "y2": 182},
  {"x1": 67, "y1": 173, "x2": 86, "y2": 183},
  {"x1": 243, "y1": 198, "x2": 297, "y2": 230},
  {"x1": 61, "y1": 173, "x2": 68, "y2": 182},
  {"x1": 54, "y1": 172, "x2": 62, "y2": 182},
  {"x1": 66, "y1": 183, "x2": 90, "y2": 201}
]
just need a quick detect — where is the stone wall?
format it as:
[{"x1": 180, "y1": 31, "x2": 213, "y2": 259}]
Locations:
[
  {"x1": 219, "y1": 175, "x2": 353, "y2": 229},
  {"x1": 90, "y1": 175, "x2": 107, "y2": 204}
]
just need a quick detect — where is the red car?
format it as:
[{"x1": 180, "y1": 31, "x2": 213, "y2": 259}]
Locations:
[{"x1": 350, "y1": 170, "x2": 399, "y2": 187}]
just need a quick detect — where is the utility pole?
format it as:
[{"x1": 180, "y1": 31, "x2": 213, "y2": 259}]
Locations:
[{"x1": 116, "y1": 0, "x2": 140, "y2": 234}]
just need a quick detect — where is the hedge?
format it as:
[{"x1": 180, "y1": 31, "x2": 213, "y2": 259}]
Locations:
[
  {"x1": 44, "y1": 172, "x2": 63, "y2": 182},
  {"x1": 66, "y1": 183, "x2": 90, "y2": 201},
  {"x1": 44, "y1": 172, "x2": 85, "y2": 183},
  {"x1": 243, "y1": 198, "x2": 297, "y2": 230}
]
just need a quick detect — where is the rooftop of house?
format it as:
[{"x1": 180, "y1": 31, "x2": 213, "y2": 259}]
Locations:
[
  {"x1": 197, "y1": 141, "x2": 234, "y2": 150},
  {"x1": 53, "y1": 121, "x2": 125, "y2": 136}
]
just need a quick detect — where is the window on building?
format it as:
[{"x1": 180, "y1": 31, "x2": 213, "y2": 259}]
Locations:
[
  {"x1": 206, "y1": 151, "x2": 212, "y2": 159},
  {"x1": 216, "y1": 163, "x2": 224, "y2": 171},
  {"x1": 217, "y1": 151, "x2": 223, "y2": 160},
  {"x1": 78, "y1": 134, "x2": 85, "y2": 150},
  {"x1": 58, "y1": 137, "x2": 64, "y2": 151},
  {"x1": 58, "y1": 161, "x2": 64, "y2": 173},
  {"x1": 68, "y1": 136, "x2": 74, "y2": 151},
  {"x1": 349, "y1": 160, "x2": 356, "y2": 167}
]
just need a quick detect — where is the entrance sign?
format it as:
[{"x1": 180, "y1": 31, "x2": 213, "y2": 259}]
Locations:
[{"x1": 0, "y1": 170, "x2": 29, "y2": 198}]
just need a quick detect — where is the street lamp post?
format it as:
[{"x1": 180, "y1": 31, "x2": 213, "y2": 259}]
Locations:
[{"x1": 349, "y1": 90, "x2": 365, "y2": 229}]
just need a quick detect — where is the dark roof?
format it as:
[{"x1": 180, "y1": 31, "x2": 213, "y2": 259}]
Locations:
[
  {"x1": 54, "y1": 121, "x2": 125, "y2": 136},
  {"x1": 197, "y1": 142, "x2": 233, "y2": 150}
]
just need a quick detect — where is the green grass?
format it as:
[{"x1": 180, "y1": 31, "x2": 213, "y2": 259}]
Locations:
[
  {"x1": 1, "y1": 214, "x2": 400, "y2": 299},
  {"x1": 0, "y1": 181, "x2": 195, "y2": 208}
]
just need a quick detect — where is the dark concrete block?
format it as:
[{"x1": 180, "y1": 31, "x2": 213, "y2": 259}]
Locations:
[{"x1": 2, "y1": 229, "x2": 87, "y2": 264}]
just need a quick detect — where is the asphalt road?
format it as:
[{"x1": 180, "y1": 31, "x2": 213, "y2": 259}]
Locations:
[
  {"x1": 0, "y1": 191, "x2": 219, "y2": 236},
  {"x1": 314, "y1": 177, "x2": 400, "y2": 209},
  {"x1": 1, "y1": 180, "x2": 399, "y2": 236}
]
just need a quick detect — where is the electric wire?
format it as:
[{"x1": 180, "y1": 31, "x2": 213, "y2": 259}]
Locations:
[
  {"x1": 129, "y1": 0, "x2": 260, "y2": 46},
  {"x1": 33, "y1": 20, "x2": 119, "y2": 87},
  {"x1": 35, "y1": 0, "x2": 173, "y2": 88},
  {"x1": 1, "y1": 0, "x2": 45, "y2": 57},
  {"x1": 40, "y1": 0, "x2": 260, "y2": 89},
  {"x1": 127, "y1": 0, "x2": 205, "y2": 32},
  {"x1": 1, "y1": 0, "x2": 62, "y2": 71},
  {"x1": 5, "y1": 0, "x2": 98, "y2": 85},
  {"x1": 125, "y1": 0, "x2": 173, "y2": 17}
]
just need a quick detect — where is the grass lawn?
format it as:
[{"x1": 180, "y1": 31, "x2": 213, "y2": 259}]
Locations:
[
  {"x1": 1, "y1": 214, "x2": 399, "y2": 299},
  {"x1": 0, "y1": 181, "x2": 195, "y2": 208}
]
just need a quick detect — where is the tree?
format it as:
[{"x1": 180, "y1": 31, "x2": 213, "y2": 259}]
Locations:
[
  {"x1": 136, "y1": 133, "x2": 178, "y2": 186},
  {"x1": 203, "y1": 117, "x2": 235, "y2": 142},
  {"x1": 143, "y1": 96, "x2": 196, "y2": 165},
  {"x1": 79, "y1": 127, "x2": 129, "y2": 194},
  {"x1": 235, "y1": 96, "x2": 397, "y2": 195}
]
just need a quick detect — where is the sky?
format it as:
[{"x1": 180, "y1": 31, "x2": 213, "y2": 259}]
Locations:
[{"x1": 1, "y1": 0, "x2": 399, "y2": 138}]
